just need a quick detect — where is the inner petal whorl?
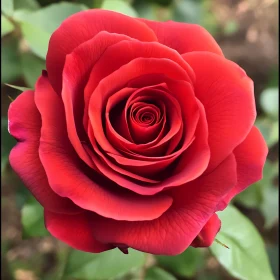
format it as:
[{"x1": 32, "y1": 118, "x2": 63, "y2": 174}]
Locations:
[{"x1": 130, "y1": 102, "x2": 160, "y2": 127}]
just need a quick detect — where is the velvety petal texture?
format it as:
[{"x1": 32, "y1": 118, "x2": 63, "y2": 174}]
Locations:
[
  {"x1": 8, "y1": 90, "x2": 80, "y2": 214},
  {"x1": 8, "y1": 9, "x2": 267, "y2": 256},
  {"x1": 45, "y1": 210, "x2": 112, "y2": 252},
  {"x1": 47, "y1": 10, "x2": 158, "y2": 93},
  {"x1": 191, "y1": 214, "x2": 221, "y2": 247},
  {"x1": 139, "y1": 19, "x2": 224, "y2": 56}
]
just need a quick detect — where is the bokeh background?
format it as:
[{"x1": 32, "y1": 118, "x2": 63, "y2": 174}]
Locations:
[{"x1": 1, "y1": 0, "x2": 279, "y2": 279}]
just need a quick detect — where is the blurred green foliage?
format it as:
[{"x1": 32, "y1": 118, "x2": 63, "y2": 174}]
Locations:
[
  {"x1": 210, "y1": 205, "x2": 275, "y2": 280},
  {"x1": 1, "y1": 0, "x2": 278, "y2": 280}
]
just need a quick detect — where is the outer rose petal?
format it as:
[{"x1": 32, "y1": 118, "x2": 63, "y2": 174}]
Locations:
[
  {"x1": 90, "y1": 155, "x2": 237, "y2": 255},
  {"x1": 45, "y1": 210, "x2": 112, "y2": 253},
  {"x1": 139, "y1": 19, "x2": 223, "y2": 56},
  {"x1": 62, "y1": 31, "x2": 133, "y2": 168},
  {"x1": 47, "y1": 9, "x2": 157, "y2": 93},
  {"x1": 35, "y1": 75, "x2": 173, "y2": 221},
  {"x1": 191, "y1": 214, "x2": 221, "y2": 247},
  {"x1": 217, "y1": 126, "x2": 268, "y2": 210},
  {"x1": 183, "y1": 52, "x2": 256, "y2": 172},
  {"x1": 8, "y1": 90, "x2": 80, "y2": 214}
]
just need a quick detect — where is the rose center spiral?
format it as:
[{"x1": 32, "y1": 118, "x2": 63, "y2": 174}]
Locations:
[{"x1": 130, "y1": 102, "x2": 161, "y2": 127}]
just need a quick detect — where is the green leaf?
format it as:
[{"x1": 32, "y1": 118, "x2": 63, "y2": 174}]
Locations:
[
  {"x1": 11, "y1": 9, "x2": 31, "y2": 21},
  {"x1": 20, "y1": 22, "x2": 49, "y2": 59},
  {"x1": 260, "y1": 88, "x2": 279, "y2": 118},
  {"x1": 235, "y1": 160, "x2": 279, "y2": 229},
  {"x1": 1, "y1": 117, "x2": 16, "y2": 174},
  {"x1": 101, "y1": 0, "x2": 138, "y2": 17},
  {"x1": 15, "y1": 185, "x2": 31, "y2": 210},
  {"x1": 64, "y1": 248, "x2": 145, "y2": 280},
  {"x1": 17, "y1": 2, "x2": 87, "y2": 59},
  {"x1": 234, "y1": 182, "x2": 263, "y2": 208},
  {"x1": 5, "y1": 83, "x2": 31, "y2": 91},
  {"x1": 21, "y1": 196, "x2": 49, "y2": 238},
  {"x1": 1, "y1": 37, "x2": 22, "y2": 84},
  {"x1": 198, "y1": 274, "x2": 221, "y2": 280},
  {"x1": 255, "y1": 118, "x2": 279, "y2": 148},
  {"x1": 14, "y1": 0, "x2": 40, "y2": 11},
  {"x1": 210, "y1": 205, "x2": 275, "y2": 280},
  {"x1": 267, "y1": 245, "x2": 279, "y2": 279},
  {"x1": 74, "y1": 0, "x2": 94, "y2": 8},
  {"x1": 133, "y1": 2, "x2": 159, "y2": 20},
  {"x1": 156, "y1": 247, "x2": 203, "y2": 278},
  {"x1": 172, "y1": 0, "x2": 201, "y2": 24},
  {"x1": 234, "y1": 159, "x2": 277, "y2": 208},
  {"x1": 1, "y1": 0, "x2": 14, "y2": 16},
  {"x1": 21, "y1": 52, "x2": 45, "y2": 87},
  {"x1": 145, "y1": 267, "x2": 177, "y2": 280},
  {"x1": 260, "y1": 180, "x2": 279, "y2": 229},
  {"x1": 1, "y1": 15, "x2": 14, "y2": 37}
]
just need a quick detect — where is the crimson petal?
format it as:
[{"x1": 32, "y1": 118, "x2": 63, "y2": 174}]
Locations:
[
  {"x1": 45, "y1": 210, "x2": 112, "y2": 253},
  {"x1": 183, "y1": 52, "x2": 256, "y2": 172},
  {"x1": 217, "y1": 126, "x2": 268, "y2": 210},
  {"x1": 47, "y1": 9, "x2": 157, "y2": 93},
  {"x1": 139, "y1": 18, "x2": 224, "y2": 56},
  {"x1": 35, "y1": 75, "x2": 173, "y2": 221},
  {"x1": 8, "y1": 90, "x2": 80, "y2": 214},
  {"x1": 191, "y1": 214, "x2": 221, "y2": 247},
  {"x1": 90, "y1": 155, "x2": 237, "y2": 255}
]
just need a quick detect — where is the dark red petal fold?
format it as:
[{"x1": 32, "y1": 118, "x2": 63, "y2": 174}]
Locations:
[
  {"x1": 47, "y1": 9, "x2": 157, "y2": 93},
  {"x1": 90, "y1": 155, "x2": 237, "y2": 255},
  {"x1": 217, "y1": 126, "x2": 268, "y2": 210},
  {"x1": 8, "y1": 90, "x2": 80, "y2": 214},
  {"x1": 35, "y1": 75, "x2": 173, "y2": 221},
  {"x1": 183, "y1": 52, "x2": 256, "y2": 172},
  {"x1": 45, "y1": 210, "x2": 112, "y2": 253},
  {"x1": 191, "y1": 214, "x2": 221, "y2": 247},
  {"x1": 140, "y1": 19, "x2": 224, "y2": 56}
]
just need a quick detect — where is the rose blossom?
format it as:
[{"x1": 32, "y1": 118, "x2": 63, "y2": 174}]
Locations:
[{"x1": 8, "y1": 9, "x2": 267, "y2": 255}]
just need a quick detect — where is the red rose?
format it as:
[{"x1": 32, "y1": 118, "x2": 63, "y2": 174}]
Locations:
[{"x1": 9, "y1": 10, "x2": 267, "y2": 255}]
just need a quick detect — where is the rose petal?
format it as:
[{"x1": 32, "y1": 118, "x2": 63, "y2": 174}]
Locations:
[
  {"x1": 106, "y1": 87, "x2": 135, "y2": 142},
  {"x1": 87, "y1": 135, "x2": 161, "y2": 184},
  {"x1": 129, "y1": 103, "x2": 162, "y2": 143},
  {"x1": 105, "y1": 85, "x2": 182, "y2": 158},
  {"x1": 183, "y1": 52, "x2": 256, "y2": 172},
  {"x1": 139, "y1": 19, "x2": 223, "y2": 56},
  {"x1": 62, "y1": 31, "x2": 134, "y2": 168},
  {"x1": 191, "y1": 214, "x2": 221, "y2": 247},
  {"x1": 84, "y1": 39, "x2": 195, "y2": 129},
  {"x1": 217, "y1": 126, "x2": 268, "y2": 210},
  {"x1": 45, "y1": 210, "x2": 112, "y2": 253},
  {"x1": 87, "y1": 62, "x2": 208, "y2": 193},
  {"x1": 90, "y1": 154, "x2": 237, "y2": 255},
  {"x1": 35, "y1": 75, "x2": 173, "y2": 221},
  {"x1": 47, "y1": 9, "x2": 157, "y2": 93},
  {"x1": 8, "y1": 90, "x2": 80, "y2": 214},
  {"x1": 163, "y1": 99, "x2": 209, "y2": 186},
  {"x1": 88, "y1": 57, "x2": 188, "y2": 158},
  {"x1": 88, "y1": 59, "x2": 205, "y2": 192}
]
